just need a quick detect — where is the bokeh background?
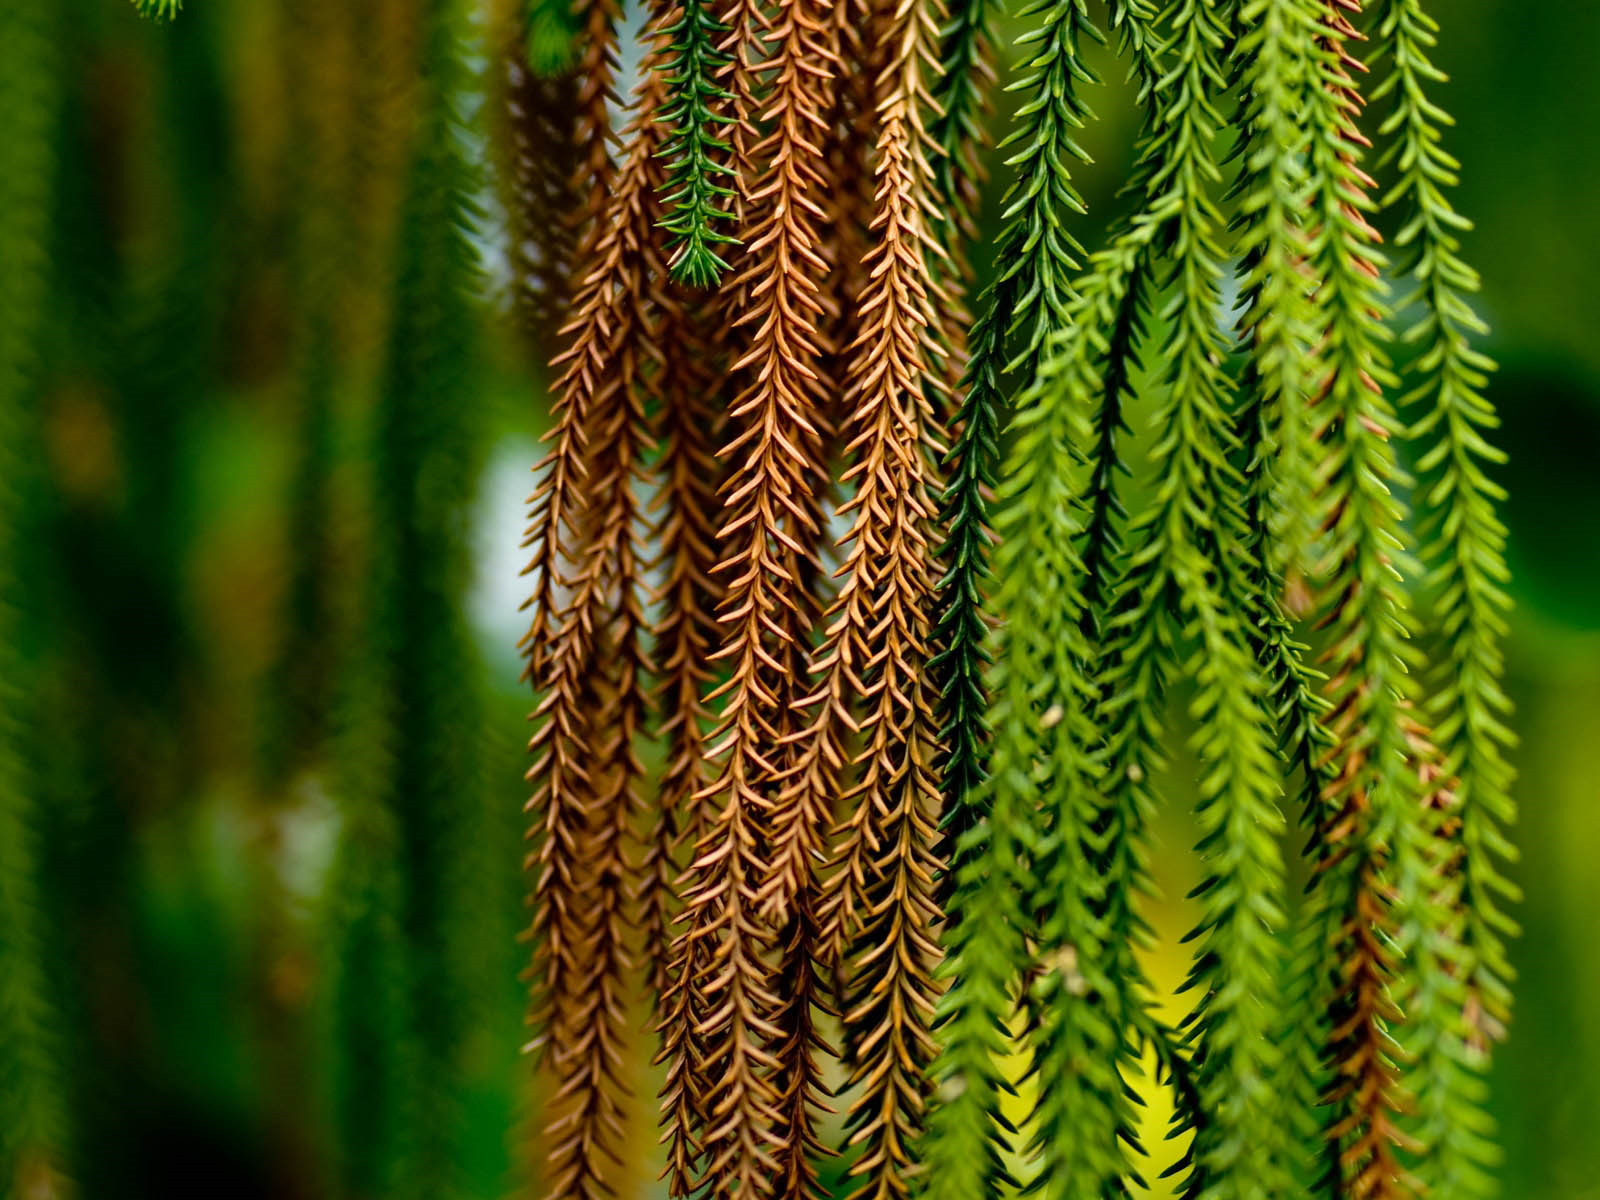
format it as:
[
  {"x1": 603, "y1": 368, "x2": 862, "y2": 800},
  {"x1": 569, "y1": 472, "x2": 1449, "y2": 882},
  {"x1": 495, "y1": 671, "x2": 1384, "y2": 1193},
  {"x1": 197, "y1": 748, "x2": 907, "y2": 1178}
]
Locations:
[{"x1": 1, "y1": 0, "x2": 1595, "y2": 1197}]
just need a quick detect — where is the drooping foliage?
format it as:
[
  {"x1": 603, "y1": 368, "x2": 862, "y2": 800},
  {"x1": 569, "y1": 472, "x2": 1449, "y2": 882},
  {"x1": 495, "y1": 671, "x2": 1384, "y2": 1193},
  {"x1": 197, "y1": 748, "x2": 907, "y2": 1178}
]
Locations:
[
  {"x1": 6, "y1": 0, "x2": 1519, "y2": 1198},
  {"x1": 0, "y1": 0, "x2": 68, "y2": 1194},
  {"x1": 321, "y1": 0, "x2": 488, "y2": 1196},
  {"x1": 520, "y1": 0, "x2": 1516, "y2": 1196}
]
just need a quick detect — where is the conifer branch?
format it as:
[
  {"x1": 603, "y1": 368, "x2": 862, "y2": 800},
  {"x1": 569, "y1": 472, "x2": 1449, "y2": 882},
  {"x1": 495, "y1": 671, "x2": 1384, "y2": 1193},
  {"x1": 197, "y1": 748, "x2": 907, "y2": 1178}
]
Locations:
[
  {"x1": 658, "y1": 0, "x2": 739, "y2": 286},
  {"x1": 648, "y1": 292, "x2": 723, "y2": 1200},
  {"x1": 645, "y1": 294, "x2": 722, "y2": 1007},
  {"x1": 1231, "y1": 0, "x2": 1321, "y2": 577},
  {"x1": 1367, "y1": 3, "x2": 1512, "y2": 1189},
  {"x1": 1012, "y1": 241, "x2": 1149, "y2": 1200},
  {"x1": 0, "y1": 0, "x2": 66, "y2": 1190},
  {"x1": 921, "y1": 289, "x2": 1019, "y2": 1200},
  {"x1": 133, "y1": 0, "x2": 181, "y2": 18},
  {"x1": 922, "y1": 7, "x2": 1113, "y2": 1139},
  {"x1": 715, "y1": 0, "x2": 770, "y2": 236},
  {"x1": 810, "y1": 0, "x2": 951, "y2": 1191},
  {"x1": 1293, "y1": 4, "x2": 1439, "y2": 1194},
  {"x1": 1369, "y1": 15, "x2": 1517, "y2": 1004},
  {"x1": 1226, "y1": 10, "x2": 1353, "y2": 1177},
  {"x1": 988, "y1": 0, "x2": 1100, "y2": 380},
  {"x1": 570, "y1": 0, "x2": 625, "y2": 246},
  {"x1": 672, "y1": 0, "x2": 839, "y2": 1192},
  {"x1": 928, "y1": 288, "x2": 1004, "y2": 898},
  {"x1": 522, "y1": 44, "x2": 670, "y2": 1200},
  {"x1": 930, "y1": 0, "x2": 997, "y2": 242},
  {"x1": 1106, "y1": 3, "x2": 1293, "y2": 1193}
]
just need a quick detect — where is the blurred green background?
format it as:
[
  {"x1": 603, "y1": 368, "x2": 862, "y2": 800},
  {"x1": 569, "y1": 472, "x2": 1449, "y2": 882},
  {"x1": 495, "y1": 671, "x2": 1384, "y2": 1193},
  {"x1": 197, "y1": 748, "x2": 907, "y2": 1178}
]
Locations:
[{"x1": 1, "y1": 0, "x2": 1596, "y2": 1197}]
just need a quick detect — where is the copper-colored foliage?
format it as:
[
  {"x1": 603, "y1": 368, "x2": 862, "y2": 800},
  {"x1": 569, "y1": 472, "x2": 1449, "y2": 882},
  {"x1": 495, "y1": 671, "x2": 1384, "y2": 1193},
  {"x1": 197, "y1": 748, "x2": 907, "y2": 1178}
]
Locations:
[
  {"x1": 665, "y1": 0, "x2": 841, "y2": 1195},
  {"x1": 1311, "y1": 5, "x2": 1413, "y2": 1195},
  {"x1": 571, "y1": 0, "x2": 623, "y2": 242},
  {"x1": 524, "y1": 0, "x2": 949, "y2": 1192},
  {"x1": 520, "y1": 26, "x2": 673, "y2": 1200},
  {"x1": 648, "y1": 287, "x2": 724, "y2": 1199},
  {"x1": 812, "y1": 0, "x2": 950, "y2": 1188},
  {"x1": 1313, "y1": 731, "x2": 1414, "y2": 1200},
  {"x1": 498, "y1": 48, "x2": 582, "y2": 362}
]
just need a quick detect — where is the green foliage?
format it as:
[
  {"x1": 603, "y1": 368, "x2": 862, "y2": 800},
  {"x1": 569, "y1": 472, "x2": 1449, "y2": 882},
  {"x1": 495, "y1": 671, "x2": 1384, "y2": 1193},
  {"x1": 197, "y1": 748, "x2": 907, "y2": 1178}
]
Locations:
[
  {"x1": 656, "y1": 0, "x2": 736, "y2": 286},
  {"x1": 322, "y1": 3, "x2": 485, "y2": 1197},
  {"x1": 930, "y1": 0, "x2": 996, "y2": 230},
  {"x1": 525, "y1": 0, "x2": 583, "y2": 76},
  {"x1": 930, "y1": 291, "x2": 1004, "y2": 893},
  {"x1": 925, "y1": 293, "x2": 1014, "y2": 1200},
  {"x1": 134, "y1": 0, "x2": 182, "y2": 18},
  {"x1": 1015, "y1": 239, "x2": 1149, "y2": 1200},
  {"x1": 988, "y1": 0, "x2": 1098, "y2": 379},
  {"x1": 928, "y1": 0, "x2": 1513, "y2": 1190},
  {"x1": 0, "y1": 0, "x2": 66, "y2": 1192},
  {"x1": 1125, "y1": 7, "x2": 1291, "y2": 1195},
  {"x1": 925, "y1": 12, "x2": 1108, "y2": 1177},
  {"x1": 1373, "y1": 0, "x2": 1516, "y2": 1192},
  {"x1": 1228, "y1": 0, "x2": 1318, "y2": 574}
]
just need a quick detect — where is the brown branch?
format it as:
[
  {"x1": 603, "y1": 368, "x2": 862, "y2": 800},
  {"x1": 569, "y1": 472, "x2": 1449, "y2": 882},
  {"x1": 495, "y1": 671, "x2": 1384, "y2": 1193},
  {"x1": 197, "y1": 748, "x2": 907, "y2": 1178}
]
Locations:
[
  {"x1": 812, "y1": 0, "x2": 951, "y2": 1191},
  {"x1": 496, "y1": 44, "x2": 582, "y2": 362},
  {"x1": 1309, "y1": 9, "x2": 1414, "y2": 1196},
  {"x1": 520, "y1": 40, "x2": 671, "y2": 1200},
  {"x1": 647, "y1": 279, "x2": 725, "y2": 1200},
  {"x1": 670, "y1": 0, "x2": 840, "y2": 1196}
]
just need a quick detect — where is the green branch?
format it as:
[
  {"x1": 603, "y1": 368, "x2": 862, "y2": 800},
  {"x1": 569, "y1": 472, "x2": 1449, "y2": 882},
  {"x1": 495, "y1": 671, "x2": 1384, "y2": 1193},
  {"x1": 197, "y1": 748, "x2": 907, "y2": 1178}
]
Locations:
[
  {"x1": 657, "y1": 0, "x2": 736, "y2": 286},
  {"x1": 1371, "y1": 0, "x2": 1514, "y2": 1192},
  {"x1": 0, "y1": 0, "x2": 67, "y2": 1189}
]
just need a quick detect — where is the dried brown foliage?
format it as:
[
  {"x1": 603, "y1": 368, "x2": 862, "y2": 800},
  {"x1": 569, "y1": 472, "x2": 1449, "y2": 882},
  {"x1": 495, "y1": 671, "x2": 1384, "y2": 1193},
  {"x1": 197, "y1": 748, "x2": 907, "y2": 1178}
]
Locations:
[
  {"x1": 1310, "y1": 3, "x2": 1414, "y2": 1195},
  {"x1": 814, "y1": 0, "x2": 950, "y2": 1190},
  {"x1": 520, "y1": 35, "x2": 672, "y2": 1200},
  {"x1": 497, "y1": 47, "x2": 582, "y2": 362},
  {"x1": 648, "y1": 283, "x2": 723, "y2": 1200},
  {"x1": 662, "y1": 0, "x2": 843, "y2": 1195}
]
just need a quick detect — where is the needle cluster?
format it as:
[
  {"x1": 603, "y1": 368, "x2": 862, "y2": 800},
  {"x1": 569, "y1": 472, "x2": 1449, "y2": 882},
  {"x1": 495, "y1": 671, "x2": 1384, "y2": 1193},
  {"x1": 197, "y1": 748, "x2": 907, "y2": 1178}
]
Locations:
[{"x1": 516, "y1": 1, "x2": 1516, "y2": 1196}]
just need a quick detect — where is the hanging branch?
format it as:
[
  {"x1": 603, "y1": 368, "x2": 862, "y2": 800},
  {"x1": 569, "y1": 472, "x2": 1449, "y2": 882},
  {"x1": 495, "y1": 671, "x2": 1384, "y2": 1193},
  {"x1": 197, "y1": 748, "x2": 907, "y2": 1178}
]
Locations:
[
  {"x1": 715, "y1": 0, "x2": 770, "y2": 237},
  {"x1": 988, "y1": 0, "x2": 1099, "y2": 378},
  {"x1": 521, "y1": 35, "x2": 672, "y2": 1198},
  {"x1": 658, "y1": 0, "x2": 738, "y2": 286},
  {"x1": 133, "y1": 0, "x2": 181, "y2": 17},
  {"x1": 520, "y1": 0, "x2": 625, "y2": 685},
  {"x1": 1112, "y1": 12, "x2": 1292, "y2": 1200},
  {"x1": 1231, "y1": 0, "x2": 1321, "y2": 580},
  {"x1": 569, "y1": 0, "x2": 625, "y2": 250},
  {"x1": 1016, "y1": 248, "x2": 1148, "y2": 1200},
  {"x1": 1367, "y1": 1, "x2": 1513, "y2": 1191},
  {"x1": 930, "y1": 0, "x2": 994, "y2": 238},
  {"x1": 644, "y1": 295, "x2": 722, "y2": 1006},
  {"x1": 807, "y1": 0, "x2": 950, "y2": 1192},
  {"x1": 1289, "y1": 4, "x2": 1442, "y2": 1194},
  {"x1": 0, "y1": 0, "x2": 66, "y2": 1192},
  {"x1": 1225, "y1": 4, "x2": 1353, "y2": 1179},
  {"x1": 648, "y1": 256, "x2": 726, "y2": 1200},
  {"x1": 668, "y1": 0, "x2": 839, "y2": 1194},
  {"x1": 927, "y1": 0, "x2": 1105, "y2": 976}
]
